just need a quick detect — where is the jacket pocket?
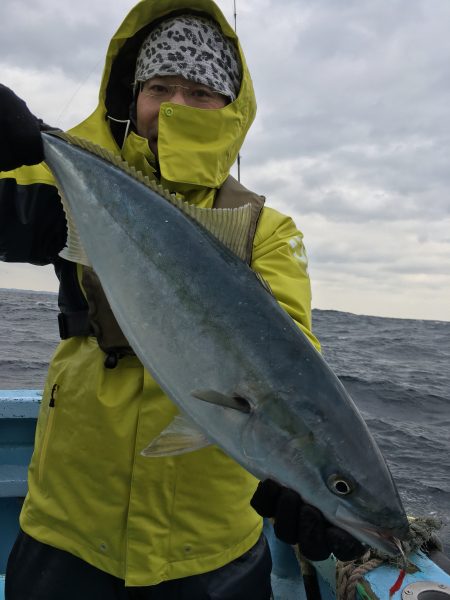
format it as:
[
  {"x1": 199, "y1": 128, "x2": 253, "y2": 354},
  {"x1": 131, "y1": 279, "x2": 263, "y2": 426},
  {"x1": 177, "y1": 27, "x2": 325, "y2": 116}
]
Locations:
[{"x1": 38, "y1": 383, "x2": 59, "y2": 485}]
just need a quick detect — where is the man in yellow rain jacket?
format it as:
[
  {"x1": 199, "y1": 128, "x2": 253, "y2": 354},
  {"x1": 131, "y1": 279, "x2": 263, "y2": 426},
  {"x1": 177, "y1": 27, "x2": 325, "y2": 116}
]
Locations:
[{"x1": 0, "y1": 1, "x2": 363, "y2": 598}]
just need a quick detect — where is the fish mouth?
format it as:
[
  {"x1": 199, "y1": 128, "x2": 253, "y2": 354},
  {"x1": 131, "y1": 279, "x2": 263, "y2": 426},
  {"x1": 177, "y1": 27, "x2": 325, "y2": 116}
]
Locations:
[{"x1": 334, "y1": 505, "x2": 410, "y2": 557}]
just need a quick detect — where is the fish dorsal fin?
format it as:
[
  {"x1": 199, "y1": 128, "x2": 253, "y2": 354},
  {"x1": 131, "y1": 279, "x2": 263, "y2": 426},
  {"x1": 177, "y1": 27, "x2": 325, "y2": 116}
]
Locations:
[
  {"x1": 47, "y1": 132, "x2": 253, "y2": 265},
  {"x1": 51, "y1": 132, "x2": 175, "y2": 201}
]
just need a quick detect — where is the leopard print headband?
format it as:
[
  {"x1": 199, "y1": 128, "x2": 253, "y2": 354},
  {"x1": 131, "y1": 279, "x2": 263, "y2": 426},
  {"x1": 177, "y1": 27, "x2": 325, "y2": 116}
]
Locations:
[{"x1": 134, "y1": 14, "x2": 242, "y2": 101}]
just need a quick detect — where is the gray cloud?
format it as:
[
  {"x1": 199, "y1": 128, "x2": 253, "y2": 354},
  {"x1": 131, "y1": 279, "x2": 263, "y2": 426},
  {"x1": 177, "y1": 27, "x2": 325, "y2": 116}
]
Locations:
[
  {"x1": 238, "y1": 0, "x2": 450, "y2": 232},
  {"x1": 0, "y1": 0, "x2": 128, "y2": 77},
  {"x1": 1, "y1": 0, "x2": 449, "y2": 320}
]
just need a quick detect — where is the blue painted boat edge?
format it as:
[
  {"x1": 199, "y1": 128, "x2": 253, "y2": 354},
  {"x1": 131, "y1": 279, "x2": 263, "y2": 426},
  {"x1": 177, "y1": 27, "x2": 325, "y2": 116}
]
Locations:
[
  {"x1": 0, "y1": 390, "x2": 41, "y2": 419},
  {"x1": 363, "y1": 550, "x2": 450, "y2": 599},
  {"x1": 0, "y1": 574, "x2": 4, "y2": 598}
]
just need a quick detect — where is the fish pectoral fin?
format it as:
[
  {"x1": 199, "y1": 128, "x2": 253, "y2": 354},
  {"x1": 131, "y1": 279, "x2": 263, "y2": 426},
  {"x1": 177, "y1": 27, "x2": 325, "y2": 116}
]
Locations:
[
  {"x1": 191, "y1": 389, "x2": 252, "y2": 413},
  {"x1": 140, "y1": 414, "x2": 211, "y2": 457}
]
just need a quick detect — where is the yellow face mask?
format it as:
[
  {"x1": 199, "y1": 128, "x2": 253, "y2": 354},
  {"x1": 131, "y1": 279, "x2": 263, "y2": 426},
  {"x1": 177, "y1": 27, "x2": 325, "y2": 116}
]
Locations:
[{"x1": 156, "y1": 98, "x2": 250, "y2": 190}]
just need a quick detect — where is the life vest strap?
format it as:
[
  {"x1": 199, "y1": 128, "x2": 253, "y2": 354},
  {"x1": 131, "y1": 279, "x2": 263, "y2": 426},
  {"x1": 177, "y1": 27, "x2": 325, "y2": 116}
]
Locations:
[{"x1": 58, "y1": 311, "x2": 92, "y2": 340}]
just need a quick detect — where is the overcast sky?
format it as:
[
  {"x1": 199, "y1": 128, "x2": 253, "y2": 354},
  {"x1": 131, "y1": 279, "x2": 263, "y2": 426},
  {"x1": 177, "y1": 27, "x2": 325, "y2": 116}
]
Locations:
[{"x1": 1, "y1": 0, "x2": 449, "y2": 321}]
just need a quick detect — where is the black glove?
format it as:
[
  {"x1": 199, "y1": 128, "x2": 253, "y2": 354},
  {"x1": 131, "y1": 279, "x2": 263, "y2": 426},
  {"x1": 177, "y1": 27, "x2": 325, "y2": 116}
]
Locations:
[
  {"x1": 0, "y1": 84, "x2": 45, "y2": 171},
  {"x1": 251, "y1": 479, "x2": 366, "y2": 562}
]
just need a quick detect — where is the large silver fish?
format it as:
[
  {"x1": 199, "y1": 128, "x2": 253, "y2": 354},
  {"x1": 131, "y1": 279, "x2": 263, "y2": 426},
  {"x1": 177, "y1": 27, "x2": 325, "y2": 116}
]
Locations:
[{"x1": 42, "y1": 132, "x2": 409, "y2": 555}]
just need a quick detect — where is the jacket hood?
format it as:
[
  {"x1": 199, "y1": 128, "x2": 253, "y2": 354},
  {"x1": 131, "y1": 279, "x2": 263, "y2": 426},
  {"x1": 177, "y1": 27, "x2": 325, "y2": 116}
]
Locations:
[{"x1": 70, "y1": 0, "x2": 257, "y2": 191}]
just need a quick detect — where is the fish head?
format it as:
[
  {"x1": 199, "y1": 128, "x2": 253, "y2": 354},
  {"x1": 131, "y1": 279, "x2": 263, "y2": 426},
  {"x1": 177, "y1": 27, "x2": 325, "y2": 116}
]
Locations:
[
  {"x1": 243, "y1": 385, "x2": 410, "y2": 557},
  {"x1": 315, "y1": 454, "x2": 410, "y2": 555},
  {"x1": 189, "y1": 380, "x2": 410, "y2": 556}
]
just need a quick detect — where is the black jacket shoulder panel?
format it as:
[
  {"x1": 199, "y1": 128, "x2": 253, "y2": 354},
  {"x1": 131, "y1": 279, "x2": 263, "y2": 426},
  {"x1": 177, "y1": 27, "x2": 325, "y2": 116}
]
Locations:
[{"x1": 0, "y1": 178, "x2": 67, "y2": 264}]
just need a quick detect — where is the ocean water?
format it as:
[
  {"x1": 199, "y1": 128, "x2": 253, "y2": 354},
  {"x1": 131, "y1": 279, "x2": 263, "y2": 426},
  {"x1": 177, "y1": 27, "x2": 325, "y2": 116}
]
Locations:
[{"x1": 1, "y1": 288, "x2": 449, "y2": 553}]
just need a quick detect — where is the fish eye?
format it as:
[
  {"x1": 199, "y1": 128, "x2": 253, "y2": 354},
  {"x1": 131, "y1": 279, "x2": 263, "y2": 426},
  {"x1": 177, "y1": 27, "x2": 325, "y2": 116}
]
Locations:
[{"x1": 327, "y1": 474, "x2": 353, "y2": 496}]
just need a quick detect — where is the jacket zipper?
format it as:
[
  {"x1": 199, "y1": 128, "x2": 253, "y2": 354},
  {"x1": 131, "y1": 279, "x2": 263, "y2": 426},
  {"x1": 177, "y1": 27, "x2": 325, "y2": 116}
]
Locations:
[{"x1": 38, "y1": 383, "x2": 58, "y2": 484}]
